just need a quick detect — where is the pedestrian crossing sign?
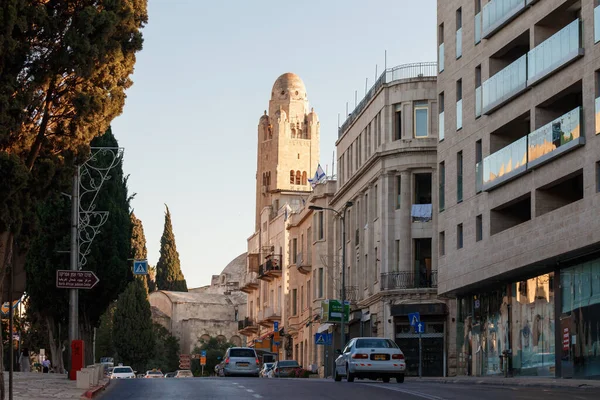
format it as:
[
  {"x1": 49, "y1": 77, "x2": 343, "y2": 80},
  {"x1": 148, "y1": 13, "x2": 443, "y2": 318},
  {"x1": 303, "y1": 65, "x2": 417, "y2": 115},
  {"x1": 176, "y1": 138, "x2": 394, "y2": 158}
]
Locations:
[{"x1": 133, "y1": 260, "x2": 148, "y2": 275}]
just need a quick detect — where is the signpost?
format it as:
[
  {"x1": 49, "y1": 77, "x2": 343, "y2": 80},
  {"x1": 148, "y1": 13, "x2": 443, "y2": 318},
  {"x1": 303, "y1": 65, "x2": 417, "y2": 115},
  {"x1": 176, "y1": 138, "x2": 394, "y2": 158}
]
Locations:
[
  {"x1": 133, "y1": 259, "x2": 148, "y2": 275},
  {"x1": 179, "y1": 354, "x2": 191, "y2": 370},
  {"x1": 408, "y1": 312, "x2": 423, "y2": 377},
  {"x1": 314, "y1": 332, "x2": 333, "y2": 346},
  {"x1": 321, "y1": 299, "x2": 350, "y2": 323},
  {"x1": 56, "y1": 270, "x2": 99, "y2": 290}
]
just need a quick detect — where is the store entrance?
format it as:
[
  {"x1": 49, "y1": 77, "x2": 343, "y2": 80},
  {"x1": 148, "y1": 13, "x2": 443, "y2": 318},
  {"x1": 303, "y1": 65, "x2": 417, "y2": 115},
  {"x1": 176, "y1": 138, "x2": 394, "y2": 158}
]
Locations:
[{"x1": 395, "y1": 321, "x2": 445, "y2": 377}]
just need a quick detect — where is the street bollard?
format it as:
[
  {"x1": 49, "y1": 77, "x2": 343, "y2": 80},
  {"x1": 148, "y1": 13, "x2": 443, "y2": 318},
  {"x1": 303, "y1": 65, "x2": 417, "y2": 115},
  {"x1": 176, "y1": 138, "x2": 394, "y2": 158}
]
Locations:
[{"x1": 76, "y1": 370, "x2": 91, "y2": 389}]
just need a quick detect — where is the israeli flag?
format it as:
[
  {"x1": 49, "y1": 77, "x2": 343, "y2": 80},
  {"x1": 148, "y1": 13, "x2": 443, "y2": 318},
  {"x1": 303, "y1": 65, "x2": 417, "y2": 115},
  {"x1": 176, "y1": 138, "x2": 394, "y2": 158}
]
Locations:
[{"x1": 308, "y1": 164, "x2": 326, "y2": 188}]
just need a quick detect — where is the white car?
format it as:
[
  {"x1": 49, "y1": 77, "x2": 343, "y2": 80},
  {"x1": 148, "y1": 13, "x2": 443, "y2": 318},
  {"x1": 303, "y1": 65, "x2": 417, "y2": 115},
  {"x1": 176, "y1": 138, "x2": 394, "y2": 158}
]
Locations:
[
  {"x1": 144, "y1": 369, "x2": 164, "y2": 378},
  {"x1": 334, "y1": 337, "x2": 406, "y2": 383},
  {"x1": 110, "y1": 365, "x2": 136, "y2": 379}
]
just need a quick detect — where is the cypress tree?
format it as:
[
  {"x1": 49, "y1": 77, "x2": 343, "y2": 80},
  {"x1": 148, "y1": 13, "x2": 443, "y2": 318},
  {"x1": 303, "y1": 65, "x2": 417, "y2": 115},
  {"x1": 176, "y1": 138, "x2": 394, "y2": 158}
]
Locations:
[
  {"x1": 95, "y1": 304, "x2": 116, "y2": 361},
  {"x1": 155, "y1": 206, "x2": 188, "y2": 291},
  {"x1": 130, "y1": 213, "x2": 155, "y2": 291},
  {"x1": 112, "y1": 279, "x2": 154, "y2": 372}
]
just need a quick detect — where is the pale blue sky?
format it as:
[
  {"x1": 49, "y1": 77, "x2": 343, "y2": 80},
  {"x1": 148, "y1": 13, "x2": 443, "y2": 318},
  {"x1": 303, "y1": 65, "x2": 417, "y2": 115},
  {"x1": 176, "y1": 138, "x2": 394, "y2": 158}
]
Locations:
[{"x1": 111, "y1": 0, "x2": 437, "y2": 288}]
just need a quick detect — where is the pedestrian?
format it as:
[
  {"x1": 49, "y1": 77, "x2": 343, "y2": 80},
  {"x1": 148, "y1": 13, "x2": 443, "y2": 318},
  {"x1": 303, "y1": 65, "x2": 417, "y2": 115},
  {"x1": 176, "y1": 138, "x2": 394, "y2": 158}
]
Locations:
[
  {"x1": 19, "y1": 349, "x2": 30, "y2": 372},
  {"x1": 42, "y1": 358, "x2": 50, "y2": 373}
]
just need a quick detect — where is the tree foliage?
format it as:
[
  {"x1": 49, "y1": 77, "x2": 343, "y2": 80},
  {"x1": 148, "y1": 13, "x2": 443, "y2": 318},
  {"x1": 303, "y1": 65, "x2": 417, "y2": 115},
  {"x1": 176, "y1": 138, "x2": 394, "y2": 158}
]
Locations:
[
  {"x1": 155, "y1": 206, "x2": 187, "y2": 292},
  {"x1": 95, "y1": 303, "x2": 116, "y2": 362},
  {"x1": 191, "y1": 337, "x2": 232, "y2": 377},
  {"x1": 131, "y1": 212, "x2": 155, "y2": 291},
  {"x1": 146, "y1": 323, "x2": 179, "y2": 373}
]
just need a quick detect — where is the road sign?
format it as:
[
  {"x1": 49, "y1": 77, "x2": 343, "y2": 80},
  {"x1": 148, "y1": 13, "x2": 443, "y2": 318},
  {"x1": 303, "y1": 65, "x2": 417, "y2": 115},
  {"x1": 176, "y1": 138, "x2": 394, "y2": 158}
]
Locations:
[
  {"x1": 179, "y1": 360, "x2": 190, "y2": 369},
  {"x1": 133, "y1": 259, "x2": 148, "y2": 275},
  {"x1": 315, "y1": 332, "x2": 329, "y2": 345},
  {"x1": 415, "y1": 321, "x2": 425, "y2": 334},
  {"x1": 201, "y1": 350, "x2": 207, "y2": 357},
  {"x1": 273, "y1": 321, "x2": 279, "y2": 332},
  {"x1": 179, "y1": 354, "x2": 191, "y2": 369},
  {"x1": 321, "y1": 299, "x2": 350, "y2": 323},
  {"x1": 56, "y1": 270, "x2": 99, "y2": 289},
  {"x1": 408, "y1": 312, "x2": 421, "y2": 327},
  {"x1": 200, "y1": 356, "x2": 206, "y2": 366}
]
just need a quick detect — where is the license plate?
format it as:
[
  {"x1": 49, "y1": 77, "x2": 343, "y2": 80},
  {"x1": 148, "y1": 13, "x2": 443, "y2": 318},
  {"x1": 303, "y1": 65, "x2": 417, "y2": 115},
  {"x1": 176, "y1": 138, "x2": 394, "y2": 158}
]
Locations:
[
  {"x1": 374, "y1": 355, "x2": 386, "y2": 360},
  {"x1": 237, "y1": 363, "x2": 249, "y2": 367}
]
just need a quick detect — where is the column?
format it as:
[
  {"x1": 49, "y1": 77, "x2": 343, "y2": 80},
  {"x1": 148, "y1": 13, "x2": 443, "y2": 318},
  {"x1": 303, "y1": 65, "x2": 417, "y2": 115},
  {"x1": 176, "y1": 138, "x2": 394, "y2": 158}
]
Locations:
[{"x1": 399, "y1": 170, "x2": 413, "y2": 273}]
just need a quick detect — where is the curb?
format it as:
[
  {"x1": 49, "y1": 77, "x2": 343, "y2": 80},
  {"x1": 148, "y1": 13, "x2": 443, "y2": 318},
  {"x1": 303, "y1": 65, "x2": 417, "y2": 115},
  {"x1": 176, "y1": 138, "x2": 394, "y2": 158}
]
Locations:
[
  {"x1": 81, "y1": 379, "x2": 111, "y2": 399},
  {"x1": 406, "y1": 377, "x2": 600, "y2": 390}
]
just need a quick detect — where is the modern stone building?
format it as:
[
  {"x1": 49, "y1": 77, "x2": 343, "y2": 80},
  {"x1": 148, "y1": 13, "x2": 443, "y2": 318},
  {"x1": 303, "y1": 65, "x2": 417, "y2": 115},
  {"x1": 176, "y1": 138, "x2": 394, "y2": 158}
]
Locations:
[
  {"x1": 332, "y1": 62, "x2": 454, "y2": 377},
  {"x1": 149, "y1": 253, "x2": 247, "y2": 353},
  {"x1": 239, "y1": 73, "x2": 320, "y2": 360},
  {"x1": 437, "y1": 0, "x2": 600, "y2": 379}
]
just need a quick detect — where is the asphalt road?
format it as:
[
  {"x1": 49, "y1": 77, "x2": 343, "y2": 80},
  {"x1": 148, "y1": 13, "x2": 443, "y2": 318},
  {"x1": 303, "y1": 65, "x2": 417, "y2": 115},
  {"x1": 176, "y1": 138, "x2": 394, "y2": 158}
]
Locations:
[{"x1": 99, "y1": 377, "x2": 600, "y2": 400}]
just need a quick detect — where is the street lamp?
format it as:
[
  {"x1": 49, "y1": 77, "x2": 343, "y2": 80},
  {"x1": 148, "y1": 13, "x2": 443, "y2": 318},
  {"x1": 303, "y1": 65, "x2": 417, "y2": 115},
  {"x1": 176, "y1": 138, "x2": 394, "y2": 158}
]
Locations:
[{"x1": 308, "y1": 201, "x2": 353, "y2": 350}]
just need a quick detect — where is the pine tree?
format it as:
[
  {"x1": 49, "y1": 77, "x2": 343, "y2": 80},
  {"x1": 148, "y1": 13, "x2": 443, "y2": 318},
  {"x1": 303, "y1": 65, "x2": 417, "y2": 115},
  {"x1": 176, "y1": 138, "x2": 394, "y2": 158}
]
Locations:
[
  {"x1": 95, "y1": 304, "x2": 117, "y2": 362},
  {"x1": 155, "y1": 206, "x2": 188, "y2": 292},
  {"x1": 112, "y1": 279, "x2": 154, "y2": 372},
  {"x1": 130, "y1": 213, "x2": 155, "y2": 291}
]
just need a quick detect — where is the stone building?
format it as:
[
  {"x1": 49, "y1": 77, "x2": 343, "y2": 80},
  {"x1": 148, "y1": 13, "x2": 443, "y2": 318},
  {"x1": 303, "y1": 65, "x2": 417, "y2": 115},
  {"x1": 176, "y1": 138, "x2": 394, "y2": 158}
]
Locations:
[
  {"x1": 239, "y1": 72, "x2": 320, "y2": 360},
  {"x1": 332, "y1": 62, "x2": 454, "y2": 377},
  {"x1": 149, "y1": 253, "x2": 247, "y2": 353},
  {"x1": 437, "y1": 0, "x2": 600, "y2": 379}
]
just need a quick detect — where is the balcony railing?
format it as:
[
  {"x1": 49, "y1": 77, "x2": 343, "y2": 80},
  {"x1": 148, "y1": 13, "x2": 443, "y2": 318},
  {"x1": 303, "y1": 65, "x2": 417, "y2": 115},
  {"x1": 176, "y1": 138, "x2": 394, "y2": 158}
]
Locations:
[
  {"x1": 295, "y1": 252, "x2": 302, "y2": 266},
  {"x1": 339, "y1": 62, "x2": 437, "y2": 137},
  {"x1": 456, "y1": 28, "x2": 463, "y2": 59},
  {"x1": 482, "y1": 54, "x2": 527, "y2": 115},
  {"x1": 380, "y1": 271, "x2": 438, "y2": 290},
  {"x1": 439, "y1": 44, "x2": 445, "y2": 73},
  {"x1": 527, "y1": 19, "x2": 582, "y2": 86},
  {"x1": 482, "y1": 136, "x2": 527, "y2": 189},
  {"x1": 343, "y1": 286, "x2": 359, "y2": 303},
  {"x1": 456, "y1": 99, "x2": 463, "y2": 130},
  {"x1": 258, "y1": 255, "x2": 282, "y2": 280},
  {"x1": 482, "y1": 0, "x2": 525, "y2": 39},
  {"x1": 411, "y1": 204, "x2": 432, "y2": 222},
  {"x1": 475, "y1": 86, "x2": 482, "y2": 118},
  {"x1": 439, "y1": 111, "x2": 445, "y2": 141},
  {"x1": 238, "y1": 318, "x2": 256, "y2": 331},
  {"x1": 478, "y1": 107, "x2": 584, "y2": 190},
  {"x1": 240, "y1": 272, "x2": 259, "y2": 293},
  {"x1": 527, "y1": 106, "x2": 582, "y2": 168},
  {"x1": 596, "y1": 97, "x2": 600, "y2": 135},
  {"x1": 475, "y1": 12, "x2": 482, "y2": 44},
  {"x1": 596, "y1": 5, "x2": 600, "y2": 44}
]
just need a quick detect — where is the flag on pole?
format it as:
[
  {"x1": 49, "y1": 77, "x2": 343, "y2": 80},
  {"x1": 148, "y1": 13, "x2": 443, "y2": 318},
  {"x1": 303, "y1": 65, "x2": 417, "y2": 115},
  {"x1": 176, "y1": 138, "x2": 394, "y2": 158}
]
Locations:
[{"x1": 308, "y1": 164, "x2": 326, "y2": 188}]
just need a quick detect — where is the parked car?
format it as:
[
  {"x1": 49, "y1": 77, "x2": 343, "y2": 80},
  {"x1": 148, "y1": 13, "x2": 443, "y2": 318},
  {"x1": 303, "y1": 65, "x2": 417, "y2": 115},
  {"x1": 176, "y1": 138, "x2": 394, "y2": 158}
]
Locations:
[
  {"x1": 105, "y1": 367, "x2": 114, "y2": 378},
  {"x1": 268, "y1": 360, "x2": 300, "y2": 378},
  {"x1": 334, "y1": 337, "x2": 406, "y2": 383},
  {"x1": 164, "y1": 372, "x2": 176, "y2": 378},
  {"x1": 222, "y1": 347, "x2": 260, "y2": 377},
  {"x1": 110, "y1": 365, "x2": 136, "y2": 379},
  {"x1": 259, "y1": 362, "x2": 274, "y2": 378},
  {"x1": 175, "y1": 369, "x2": 194, "y2": 378},
  {"x1": 144, "y1": 369, "x2": 164, "y2": 378}
]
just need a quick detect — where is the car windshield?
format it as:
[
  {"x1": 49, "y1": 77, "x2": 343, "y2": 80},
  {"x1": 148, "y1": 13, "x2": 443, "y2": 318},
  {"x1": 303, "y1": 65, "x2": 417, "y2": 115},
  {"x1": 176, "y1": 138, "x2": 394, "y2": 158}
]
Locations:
[
  {"x1": 278, "y1": 361, "x2": 299, "y2": 367},
  {"x1": 113, "y1": 367, "x2": 132, "y2": 373},
  {"x1": 147, "y1": 371, "x2": 162, "y2": 375},
  {"x1": 355, "y1": 339, "x2": 398, "y2": 349},
  {"x1": 229, "y1": 349, "x2": 255, "y2": 358},
  {"x1": 178, "y1": 370, "x2": 193, "y2": 376}
]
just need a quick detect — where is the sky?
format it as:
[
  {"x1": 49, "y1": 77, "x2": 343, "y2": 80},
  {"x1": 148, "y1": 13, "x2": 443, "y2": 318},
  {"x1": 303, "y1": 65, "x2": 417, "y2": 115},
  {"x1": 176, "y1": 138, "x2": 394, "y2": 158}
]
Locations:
[{"x1": 111, "y1": 0, "x2": 437, "y2": 288}]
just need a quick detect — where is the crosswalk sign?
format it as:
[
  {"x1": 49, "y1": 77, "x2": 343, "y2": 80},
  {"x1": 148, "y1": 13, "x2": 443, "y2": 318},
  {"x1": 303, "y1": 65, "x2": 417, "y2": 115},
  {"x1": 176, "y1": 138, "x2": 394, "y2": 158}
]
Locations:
[
  {"x1": 314, "y1": 333, "x2": 326, "y2": 345},
  {"x1": 133, "y1": 260, "x2": 148, "y2": 275},
  {"x1": 408, "y1": 312, "x2": 421, "y2": 327}
]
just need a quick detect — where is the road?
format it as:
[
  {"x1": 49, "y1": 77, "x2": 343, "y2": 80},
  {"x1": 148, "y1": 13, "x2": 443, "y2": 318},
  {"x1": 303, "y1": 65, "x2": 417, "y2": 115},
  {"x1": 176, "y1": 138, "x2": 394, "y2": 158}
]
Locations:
[{"x1": 100, "y1": 377, "x2": 600, "y2": 400}]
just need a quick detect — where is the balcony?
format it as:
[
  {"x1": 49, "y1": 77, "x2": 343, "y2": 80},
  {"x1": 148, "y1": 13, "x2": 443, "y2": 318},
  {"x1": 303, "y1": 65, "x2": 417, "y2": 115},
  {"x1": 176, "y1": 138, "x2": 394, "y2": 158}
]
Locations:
[
  {"x1": 482, "y1": 0, "x2": 526, "y2": 39},
  {"x1": 238, "y1": 318, "x2": 258, "y2": 336},
  {"x1": 456, "y1": 28, "x2": 462, "y2": 59},
  {"x1": 411, "y1": 204, "x2": 432, "y2": 222},
  {"x1": 479, "y1": 107, "x2": 584, "y2": 191},
  {"x1": 439, "y1": 44, "x2": 444, "y2": 73},
  {"x1": 380, "y1": 270, "x2": 438, "y2": 290},
  {"x1": 296, "y1": 252, "x2": 311, "y2": 274},
  {"x1": 596, "y1": 5, "x2": 600, "y2": 44},
  {"x1": 475, "y1": 86, "x2": 482, "y2": 118},
  {"x1": 258, "y1": 255, "x2": 282, "y2": 282},
  {"x1": 456, "y1": 99, "x2": 463, "y2": 130},
  {"x1": 527, "y1": 19, "x2": 583, "y2": 87},
  {"x1": 240, "y1": 272, "x2": 259, "y2": 293},
  {"x1": 258, "y1": 307, "x2": 281, "y2": 327},
  {"x1": 343, "y1": 286, "x2": 360, "y2": 303},
  {"x1": 475, "y1": 12, "x2": 482, "y2": 45},
  {"x1": 439, "y1": 111, "x2": 445, "y2": 141},
  {"x1": 482, "y1": 54, "x2": 527, "y2": 115}
]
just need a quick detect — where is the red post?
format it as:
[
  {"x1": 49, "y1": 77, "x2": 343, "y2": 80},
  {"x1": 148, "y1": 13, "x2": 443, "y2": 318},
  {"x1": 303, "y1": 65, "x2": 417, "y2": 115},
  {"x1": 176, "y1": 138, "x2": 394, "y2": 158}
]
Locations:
[{"x1": 70, "y1": 340, "x2": 85, "y2": 380}]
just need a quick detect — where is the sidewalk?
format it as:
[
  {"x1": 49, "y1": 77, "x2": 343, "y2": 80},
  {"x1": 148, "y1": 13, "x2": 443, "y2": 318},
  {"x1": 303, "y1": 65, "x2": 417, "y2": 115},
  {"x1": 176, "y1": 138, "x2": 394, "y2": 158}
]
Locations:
[
  {"x1": 2, "y1": 372, "x2": 108, "y2": 400},
  {"x1": 407, "y1": 375, "x2": 600, "y2": 389}
]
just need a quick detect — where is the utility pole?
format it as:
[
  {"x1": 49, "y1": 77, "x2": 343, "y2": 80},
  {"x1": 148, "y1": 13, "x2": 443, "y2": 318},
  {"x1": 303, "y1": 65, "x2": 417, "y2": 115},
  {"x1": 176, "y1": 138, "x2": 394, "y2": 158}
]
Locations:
[{"x1": 69, "y1": 169, "x2": 80, "y2": 349}]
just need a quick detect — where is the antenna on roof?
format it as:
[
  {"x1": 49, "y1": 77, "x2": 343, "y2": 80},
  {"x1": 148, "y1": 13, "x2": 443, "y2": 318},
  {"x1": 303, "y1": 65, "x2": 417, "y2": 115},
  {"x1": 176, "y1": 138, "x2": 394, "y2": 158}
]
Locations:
[
  {"x1": 375, "y1": 64, "x2": 378, "y2": 80},
  {"x1": 337, "y1": 113, "x2": 340, "y2": 128},
  {"x1": 354, "y1": 90, "x2": 357, "y2": 108},
  {"x1": 384, "y1": 50, "x2": 387, "y2": 70},
  {"x1": 365, "y1": 78, "x2": 368, "y2": 96}
]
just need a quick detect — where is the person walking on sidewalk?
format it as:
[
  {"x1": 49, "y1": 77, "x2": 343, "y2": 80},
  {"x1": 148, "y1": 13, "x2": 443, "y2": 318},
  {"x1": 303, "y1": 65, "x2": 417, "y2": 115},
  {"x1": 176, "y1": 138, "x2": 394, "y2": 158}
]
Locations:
[{"x1": 42, "y1": 358, "x2": 50, "y2": 373}]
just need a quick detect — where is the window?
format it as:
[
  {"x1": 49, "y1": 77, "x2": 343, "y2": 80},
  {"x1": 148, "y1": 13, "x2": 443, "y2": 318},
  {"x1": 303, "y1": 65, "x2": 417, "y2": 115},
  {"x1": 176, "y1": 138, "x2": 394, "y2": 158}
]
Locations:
[
  {"x1": 395, "y1": 240, "x2": 401, "y2": 272},
  {"x1": 290, "y1": 170, "x2": 295, "y2": 184},
  {"x1": 475, "y1": 65, "x2": 482, "y2": 118},
  {"x1": 300, "y1": 285, "x2": 304, "y2": 310},
  {"x1": 292, "y1": 238, "x2": 298, "y2": 264},
  {"x1": 376, "y1": 112, "x2": 382, "y2": 147},
  {"x1": 476, "y1": 140, "x2": 482, "y2": 164},
  {"x1": 456, "y1": 79, "x2": 463, "y2": 130},
  {"x1": 374, "y1": 184, "x2": 378, "y2": 218},
  {"x1": 457, "y1": 151, "x2": 463, "y2": 203},
  {"x1": 476, "y1": 214, "x2": 483, "y2": 242},
  {"x1": 366, "y1": 125, "x2": 371, "y2": 158},
  {"x1": 597, "y1": 161, "x2": 600, "y2": 192},
  {"x1": 292, "y1": 288, "x2": 297, "y2": 315},
  {"x1": 457, "y1": 223, "x2": 463, "y2": 249},
  {"x1": 295, "y1": 170, "x2": 301, "y2": 185},
  {"x1": 439, "y1": 23, "x2": 445, "y2": 73},
  {"x1": 456, "y1": 8, "x2": 462, "y2": 59},
  {"x1": 314, "y1": 211, "x2": 324, "y2": 240},
  {"x1": 394, "y1": 105, "x2": 402, "y2": 140},
  {"x1": 439, "y1": 92, "x2": 445, "y2": 141},
  {"x1": 439, "y1": 162, "x2": 445, "y2": 211},
  {"x1": 396, "y1": 176, "x2": 402, "y2": 209},
  {"x1": 307, "y1": 280, "x2": 311, "y2": 306},
  {"x1": 439, "y1": 231, "x2": 446, "y2": 256},
  {"x1": 365, "y1": 193, "x2": 369, "y2": 221},
  {"x1": 302, "y1": 171, "x2": 307, "y2": 185},
  {"x1": 414, "y1": 101, "x2": 429, "y2": 137},
  {"x1": 318, "y1": 268, "x2": 324, "y2": 298}
]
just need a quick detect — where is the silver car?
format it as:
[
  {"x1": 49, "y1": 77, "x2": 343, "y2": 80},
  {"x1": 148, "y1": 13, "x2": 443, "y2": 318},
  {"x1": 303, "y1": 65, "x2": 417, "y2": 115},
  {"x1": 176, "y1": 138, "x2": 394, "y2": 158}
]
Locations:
[
  {"x1": 334, "y1": 337, "x2": 406, "y2": 383},
  {"x1": 223, "y1": 347, "x2": 260, "y2": 377}
]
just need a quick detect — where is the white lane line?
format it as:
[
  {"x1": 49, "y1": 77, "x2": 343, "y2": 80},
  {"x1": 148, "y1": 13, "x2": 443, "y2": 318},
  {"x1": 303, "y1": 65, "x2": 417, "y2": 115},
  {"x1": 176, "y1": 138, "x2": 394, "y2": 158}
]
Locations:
[
  {"x1": 246, "y1": 389, "x2": 254, "y2": 393},
  {"x1": 359, "y1": 383, "x2": 446, "y2": 400},
  {"x1": 238, "y1": 385, "x2": 246, "y2": 389},
  {"x1": 252, "y1": 395, "x2": 262, "y2": 399}
]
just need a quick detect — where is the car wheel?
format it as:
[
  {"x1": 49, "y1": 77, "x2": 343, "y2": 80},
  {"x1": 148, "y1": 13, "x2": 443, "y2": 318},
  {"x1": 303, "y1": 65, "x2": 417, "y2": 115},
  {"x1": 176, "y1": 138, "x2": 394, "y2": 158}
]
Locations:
[
  {"x1": 333, "y1": 368, "x2": 341, "y2": 382},
  {"x1": 382, "y1": 377, "x2": 390, "y2": 383},
  {"x1": 396, "y1": 374, "x2": 404, "y2": 383},
  {"x1": 346, "y1": 364, "x2": 355, "y2": 383}
]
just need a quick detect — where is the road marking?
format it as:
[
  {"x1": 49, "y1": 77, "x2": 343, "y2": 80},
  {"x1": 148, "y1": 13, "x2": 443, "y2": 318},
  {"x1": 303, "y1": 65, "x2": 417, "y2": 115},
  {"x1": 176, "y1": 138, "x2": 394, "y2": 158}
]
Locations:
[
  {"x1": 359, "y1": 383, "x2": 446, "y2": 400},
  {"x1": 246, "y1": 389, "x2": 254, "y2": 393},
  {"x1": 252, "y1": 395, "x2": 262, "y2": 399}
]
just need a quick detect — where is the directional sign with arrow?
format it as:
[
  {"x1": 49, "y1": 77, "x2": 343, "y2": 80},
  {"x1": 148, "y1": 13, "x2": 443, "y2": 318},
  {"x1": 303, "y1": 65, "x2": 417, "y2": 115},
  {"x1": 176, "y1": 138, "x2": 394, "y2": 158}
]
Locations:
[
  {"x1": 56, "y1": 270, "x2": 99, "y2": 289},
  {"x1": 415, "y1": 321, "x2": 425, "y2": 334}
]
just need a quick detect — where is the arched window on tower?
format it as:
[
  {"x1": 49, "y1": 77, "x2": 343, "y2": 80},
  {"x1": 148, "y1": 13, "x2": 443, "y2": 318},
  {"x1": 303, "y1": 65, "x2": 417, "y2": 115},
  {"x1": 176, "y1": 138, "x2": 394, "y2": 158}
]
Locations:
[
  {"x1": 290, "y1": 170, "x2": 295, "y2": 184},
  {"x1": 295, "y1": 171, "x2": 301, "y2": 185},
  {"x1": 267, "y1": 172, "x2": 271, "y2": 186},
  {"x1": 268, "y1": 125, "x2": 273, "y2": 139},
  {"x1": 263, "y1": 126, "x2": 268, "y2": 141},
  {"x1": 262, "y1": 173, "x2": 266, "y2": 186},
  {"x1": 291, "y1": 127, "x2": 296, "y2": 138},
  {"x1": 302, "y1": 171, "x2": 307, "y2": 185}
]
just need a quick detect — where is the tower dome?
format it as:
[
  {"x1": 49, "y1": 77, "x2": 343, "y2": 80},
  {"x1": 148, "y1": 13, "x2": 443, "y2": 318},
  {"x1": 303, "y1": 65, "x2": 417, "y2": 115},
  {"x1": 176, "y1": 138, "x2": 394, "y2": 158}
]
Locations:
[{"x1": 271, "y1": 72, "x2": 307, "y2": 100}]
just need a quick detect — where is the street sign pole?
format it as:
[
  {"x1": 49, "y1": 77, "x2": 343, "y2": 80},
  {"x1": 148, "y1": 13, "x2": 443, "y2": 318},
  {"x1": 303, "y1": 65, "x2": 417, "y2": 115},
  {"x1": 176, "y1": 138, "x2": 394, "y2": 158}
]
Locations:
[{"x1": 419, "y1": 330, "x2": 422, "y2": 378}]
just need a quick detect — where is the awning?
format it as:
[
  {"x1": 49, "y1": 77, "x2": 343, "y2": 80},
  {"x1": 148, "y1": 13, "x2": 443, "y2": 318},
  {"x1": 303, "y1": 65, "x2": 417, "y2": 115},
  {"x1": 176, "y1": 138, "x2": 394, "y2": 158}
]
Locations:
[{"x1": 317, "y1": 323, "x2": 333, "y2": 333}]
